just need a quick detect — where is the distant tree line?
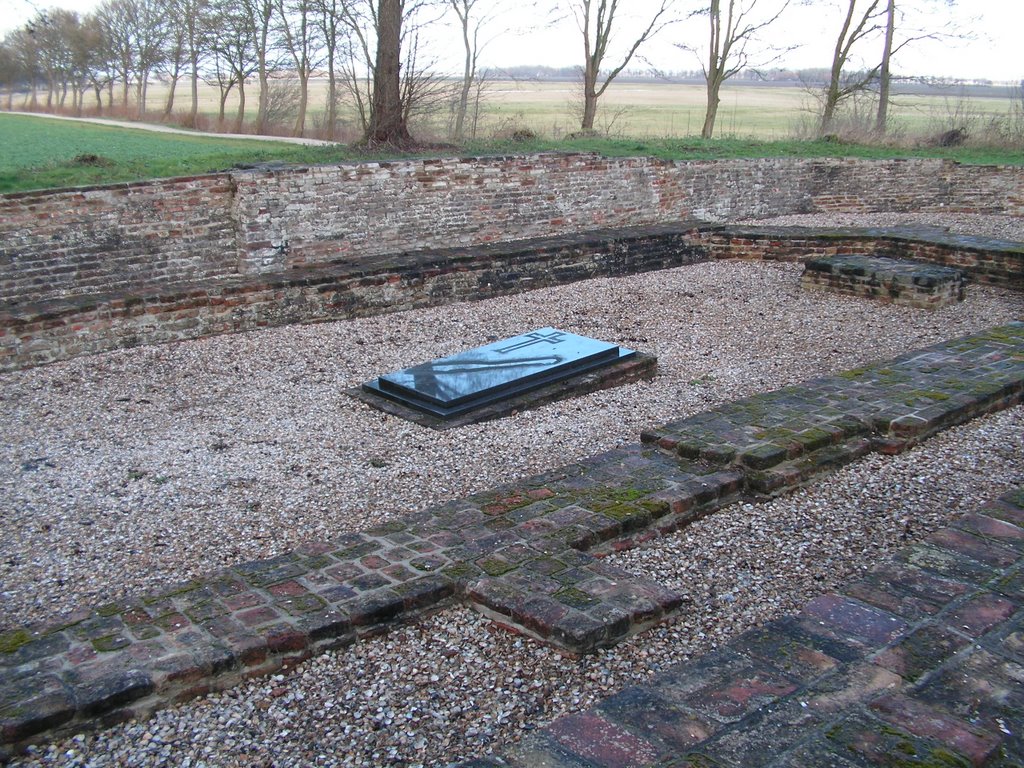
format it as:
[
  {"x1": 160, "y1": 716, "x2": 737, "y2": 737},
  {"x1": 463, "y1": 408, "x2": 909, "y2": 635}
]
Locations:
[{"x1": 0, "y1": 0, "x2": 963, "y2": 144}]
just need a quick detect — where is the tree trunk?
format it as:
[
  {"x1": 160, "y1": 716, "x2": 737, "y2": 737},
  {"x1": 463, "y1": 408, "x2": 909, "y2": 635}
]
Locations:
[
  {"x1": 453, "y1": 8, "x2": 473, "y2": 141},
  {"x1": 164, "y1": 75, "x2": 179, "y2": 119},
  {"x1": 256, "y1": 67, "x2": 269, "y2": 133},
  {"x1": 189, "y1": 57, "x2": 200, "y2": 128},
  {"x1": 294, "y1": 73, "x2": 308, "y2": 136},
  {"x1": 701, "y1": 0, "x2": 721, "y2": 139},
  {"x1": 235, "y1": 79, "x2": 246, "y2": 132},
  {"x1": 875, "y1": 0, "x2": 895, "y2": 134},
  {"x1": 326, "y1": 68, "x2": 337, "y2": 140},
  {"x1": 138, "y1": 75, "x2": 150, "y2": 119},
  {"x1": 365, "y1": 0, "x2": 410, "y2": 145},
  {"x1": 702, "y1": 78, "x2": 720, "y2": 139},
  {"x1": 581, "y1": 85, "x2": 599, "y2": 132},
  {"x1": 820, "y1": 0, "x2": 855, "y2": 136},
  {"x1": 255, "y1": 0, "x2": 273, "y2": 136}
]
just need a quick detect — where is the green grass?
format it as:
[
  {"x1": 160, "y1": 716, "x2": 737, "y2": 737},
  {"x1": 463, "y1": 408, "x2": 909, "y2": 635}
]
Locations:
[
  {"x1": 0, "y1": 114, "x2": 367, "y2": 192},
  {"x1": 1, "y1": 111, "x2": 1022, "y2": 194},
  {"x1": 477, "y1": 135, "x2": 1024, "y2": 165}
]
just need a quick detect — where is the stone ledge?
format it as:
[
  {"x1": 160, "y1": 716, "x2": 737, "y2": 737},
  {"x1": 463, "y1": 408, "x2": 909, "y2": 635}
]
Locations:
[
  {"x1": 2, "y1": 323, "x2": 1023, "y2": 757},
  {"x1": 0, "y1": 223, "x2": 709, "y2": 374},
  {"x1": 699, "y1": 224, "x2": 1024, "y2": 288},
  {"x1": 3, "y1": 222, "x2": 1023, "y2": 374}
]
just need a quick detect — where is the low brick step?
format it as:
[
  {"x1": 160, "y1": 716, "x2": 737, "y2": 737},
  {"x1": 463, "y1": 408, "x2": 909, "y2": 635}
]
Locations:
[
  {"x1": 642, "y1": 323, "x2": 1024, "y2": 498},
  {"x1": 801, "y1": 253, "x2": 966, "y2": 309}
]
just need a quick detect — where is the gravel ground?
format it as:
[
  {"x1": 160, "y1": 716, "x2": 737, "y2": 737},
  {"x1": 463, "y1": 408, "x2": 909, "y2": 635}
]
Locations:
[
  {"x1": 736, "y1": 211, "x2": 1024, "y2": 241},
  {"x1": 10, "y1": 407, "x2": 1023, "y2": 768},
  {"x1": 2, "y1": 215, "x2": 1023, "y2": 766}
]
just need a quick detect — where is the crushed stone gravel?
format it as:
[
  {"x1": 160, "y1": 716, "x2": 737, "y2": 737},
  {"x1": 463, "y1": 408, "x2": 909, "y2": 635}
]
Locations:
[{"x1": 2, "y1": 214, "x2": 1022, "y2": 767}]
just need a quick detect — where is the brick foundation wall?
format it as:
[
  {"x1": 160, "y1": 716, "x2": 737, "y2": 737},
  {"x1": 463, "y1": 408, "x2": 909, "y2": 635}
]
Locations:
[
  {"x1": 0, "y1": 225, "x2": 705, "y2": 371},
  {"x1": 697, "y1": 228, "x2": 1024, "y2": 288},
  {"x1": 1, "y1": 155, "x2": 1022, "y2": 372},
  {"x1": 0, "y1": 175, "x2": 238, "y2": 305},
  {"x1": 3, "y1": 155, "x2": 1023, "y2": 305}
]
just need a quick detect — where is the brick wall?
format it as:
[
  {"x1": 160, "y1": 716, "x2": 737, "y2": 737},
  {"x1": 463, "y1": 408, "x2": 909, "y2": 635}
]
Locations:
[
  {"x1": 0, "y1": 225, "x2": 704, "y2": 371},
  {"x1": 0, "y1": 175, "x2": 237, "y2": 305},
  {"x1": 1, "y1": 154, "x2": 1022, "y2": 372},
  {"x1": 232, "y1": 156, "x2": 1024, "y2": 275},
  {"x1": 3, "y1": 155, "x2": 1022, "y2": 307}
]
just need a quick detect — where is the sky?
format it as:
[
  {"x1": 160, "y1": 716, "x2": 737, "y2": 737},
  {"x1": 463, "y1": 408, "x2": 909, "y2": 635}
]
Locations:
[{"x1": 1, "y1": 0, "x2": 1020, "y2": 84}]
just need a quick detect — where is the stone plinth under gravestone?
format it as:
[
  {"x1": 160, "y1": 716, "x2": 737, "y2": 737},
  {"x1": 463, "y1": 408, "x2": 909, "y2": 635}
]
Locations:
[
  {"x1": 801, "y1": 253, "x2": 966, "y2": 309},
  {"x1": 354, "y1": 328, "x2": 657, "y2": 428}
]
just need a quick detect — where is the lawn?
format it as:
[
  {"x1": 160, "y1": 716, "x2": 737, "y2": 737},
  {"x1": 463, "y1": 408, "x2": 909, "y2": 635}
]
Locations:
[
  {"x1": 0, "y1": 114, "x2": 365, "y2": 192},
  {"x1": 1, "y1": 93, "x2": 1022, "y2": 194}
]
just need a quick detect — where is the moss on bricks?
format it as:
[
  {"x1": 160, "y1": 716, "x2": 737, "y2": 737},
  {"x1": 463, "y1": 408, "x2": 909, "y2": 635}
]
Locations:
[
  {"x1": 838, "y1": 366, "x2": 872, "y2": 380},
  {"x1": 638, "y1": 499, "x2": 671, "y2": 518},
  {"x1": 794, "y1": 428, "x2": 833, "y2": 452},
  {"x1": 476, "y1": 557, "x2": 517, "y2": 577},
  {"x1": 554, "y1": 587, "x2": 599, "y2": 610},
  {"x1": 600, "y1": 503, "x2": 649, "y2": 522},
  {"x1": 441, "y1": 563, "x2": 478, "y2": 580},
  {"x1": 0, "y1": 629, "x2": 31, "y2": 655}
]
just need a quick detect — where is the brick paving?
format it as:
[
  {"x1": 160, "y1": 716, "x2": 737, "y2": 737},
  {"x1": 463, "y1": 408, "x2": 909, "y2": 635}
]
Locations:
[
  {"x1": 477, "y1": 486, "x2": 1024, "y2": 767},
  {"x1": 1, "y1": 321, "x2": 1023, "y2": 759}
]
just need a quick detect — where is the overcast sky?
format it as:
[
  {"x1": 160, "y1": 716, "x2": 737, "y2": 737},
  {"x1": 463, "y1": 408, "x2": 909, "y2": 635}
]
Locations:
[{"x1": 1, "y1": 0, "x2": 1020, "y2": 83}]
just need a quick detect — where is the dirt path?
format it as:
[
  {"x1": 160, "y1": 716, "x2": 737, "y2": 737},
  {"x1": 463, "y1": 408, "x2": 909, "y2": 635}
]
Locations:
[{"x1": 4, "y1": 110, "x2": 338, "y2": 146}]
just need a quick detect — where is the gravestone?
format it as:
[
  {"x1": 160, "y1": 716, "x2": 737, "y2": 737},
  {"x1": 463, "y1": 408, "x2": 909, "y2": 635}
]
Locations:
[{"x1": 354, "y1": 327, "x2": 656, "y2": 428}]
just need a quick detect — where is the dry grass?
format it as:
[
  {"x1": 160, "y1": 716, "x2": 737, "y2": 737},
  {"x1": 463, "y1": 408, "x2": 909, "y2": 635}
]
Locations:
[{"x1": 8, "y1": 78, "x2": 1018, "y2": 144}]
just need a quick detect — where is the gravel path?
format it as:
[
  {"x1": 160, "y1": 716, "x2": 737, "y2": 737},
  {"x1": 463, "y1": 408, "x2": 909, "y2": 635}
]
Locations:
[
  {"x1": 4, "y1": 111, "x2": 337, "y2": 146},
  {"x1": 2, "y1": 216, "x2": 1022, "y2": 766}
]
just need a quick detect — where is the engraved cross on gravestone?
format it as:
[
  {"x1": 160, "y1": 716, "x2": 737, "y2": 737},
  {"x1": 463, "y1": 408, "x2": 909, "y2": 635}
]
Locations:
[{"x1": 359, "y1": 327, "x2": 638, "y2": 421}]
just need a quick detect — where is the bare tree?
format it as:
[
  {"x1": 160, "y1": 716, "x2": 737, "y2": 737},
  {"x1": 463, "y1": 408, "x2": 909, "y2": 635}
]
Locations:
[
  {"x1": 340, "y1": 0, "x2": 447, "y2": 145},
  {"x1": 208, "y1": 0, "x2": 259, "y2": 130},
  {"x1": 132, "y1": 0, "x2": 170, "y2": 118},
  {"x1": 448, "y1": 0, "x2": 480, "y2": 141},
  {"x1": 683, "y1": 0, "x2": 791, "y2": 139},
  {"x1": 816, "y1": 0, "x2": 885, "y2": 135},
  {"x1": 64, "y1": 12, "x2": 104, "y2": 113},
  {"x1": 95, "y1": 0, "x2": 137, "y2": 110},
  {"x1": 311, "y1": 0, "x2": 346, "y2": 139},
  {"x1": 34, "y1": 9, "x2": 75, "y2": 109},
  {"x1": 874, "y1": 0, "x2": 894, "y2": 132},
  {"x1": 240, "y1": 0, "x2": 280, "y2": 134},
  {"x1": 873, "y1": 0, "x2": 964, "y2": 134},
  {"x1": 336, "y1": 0, "x2": 375, "y2": 131},
  {"x1": 445, "y1": 0, "x2": 521, "y2": 141},
  {"x1": 571, "y1": 0, "x2": 674, "y2": 133},
  {"x1": 161, "y1": 0, "x2": 188, "y2": 118},
  {"x1": 275, "y1": 0, "x2": 323, "y2": 135},
  {"x1": 0, "y1": 41, "x2": 21, "y2": 110},
  {"x1": 160, "y1": 0, "x2": 213, "y2": 122}
]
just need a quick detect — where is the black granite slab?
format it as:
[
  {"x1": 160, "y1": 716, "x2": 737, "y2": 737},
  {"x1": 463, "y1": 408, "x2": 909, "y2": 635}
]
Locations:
[
  {"x1": 354, "y1": 328, "x2": 654, "y2": 428},
  {"x1": 364, "y1": 328, "x2": 632, "y2": 417}
]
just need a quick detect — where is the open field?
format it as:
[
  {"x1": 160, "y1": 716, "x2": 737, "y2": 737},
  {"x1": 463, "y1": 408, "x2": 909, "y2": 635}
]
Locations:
[
  {"x1": 6, "y1": 78, "x2": 1019, "y2": 142},
  {"x1": 480, "y1": 79, "x2": 1021, "y2": 139},
  {"x1": 2, "y1": 77, "x2": 1022, "y2": 194}
]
